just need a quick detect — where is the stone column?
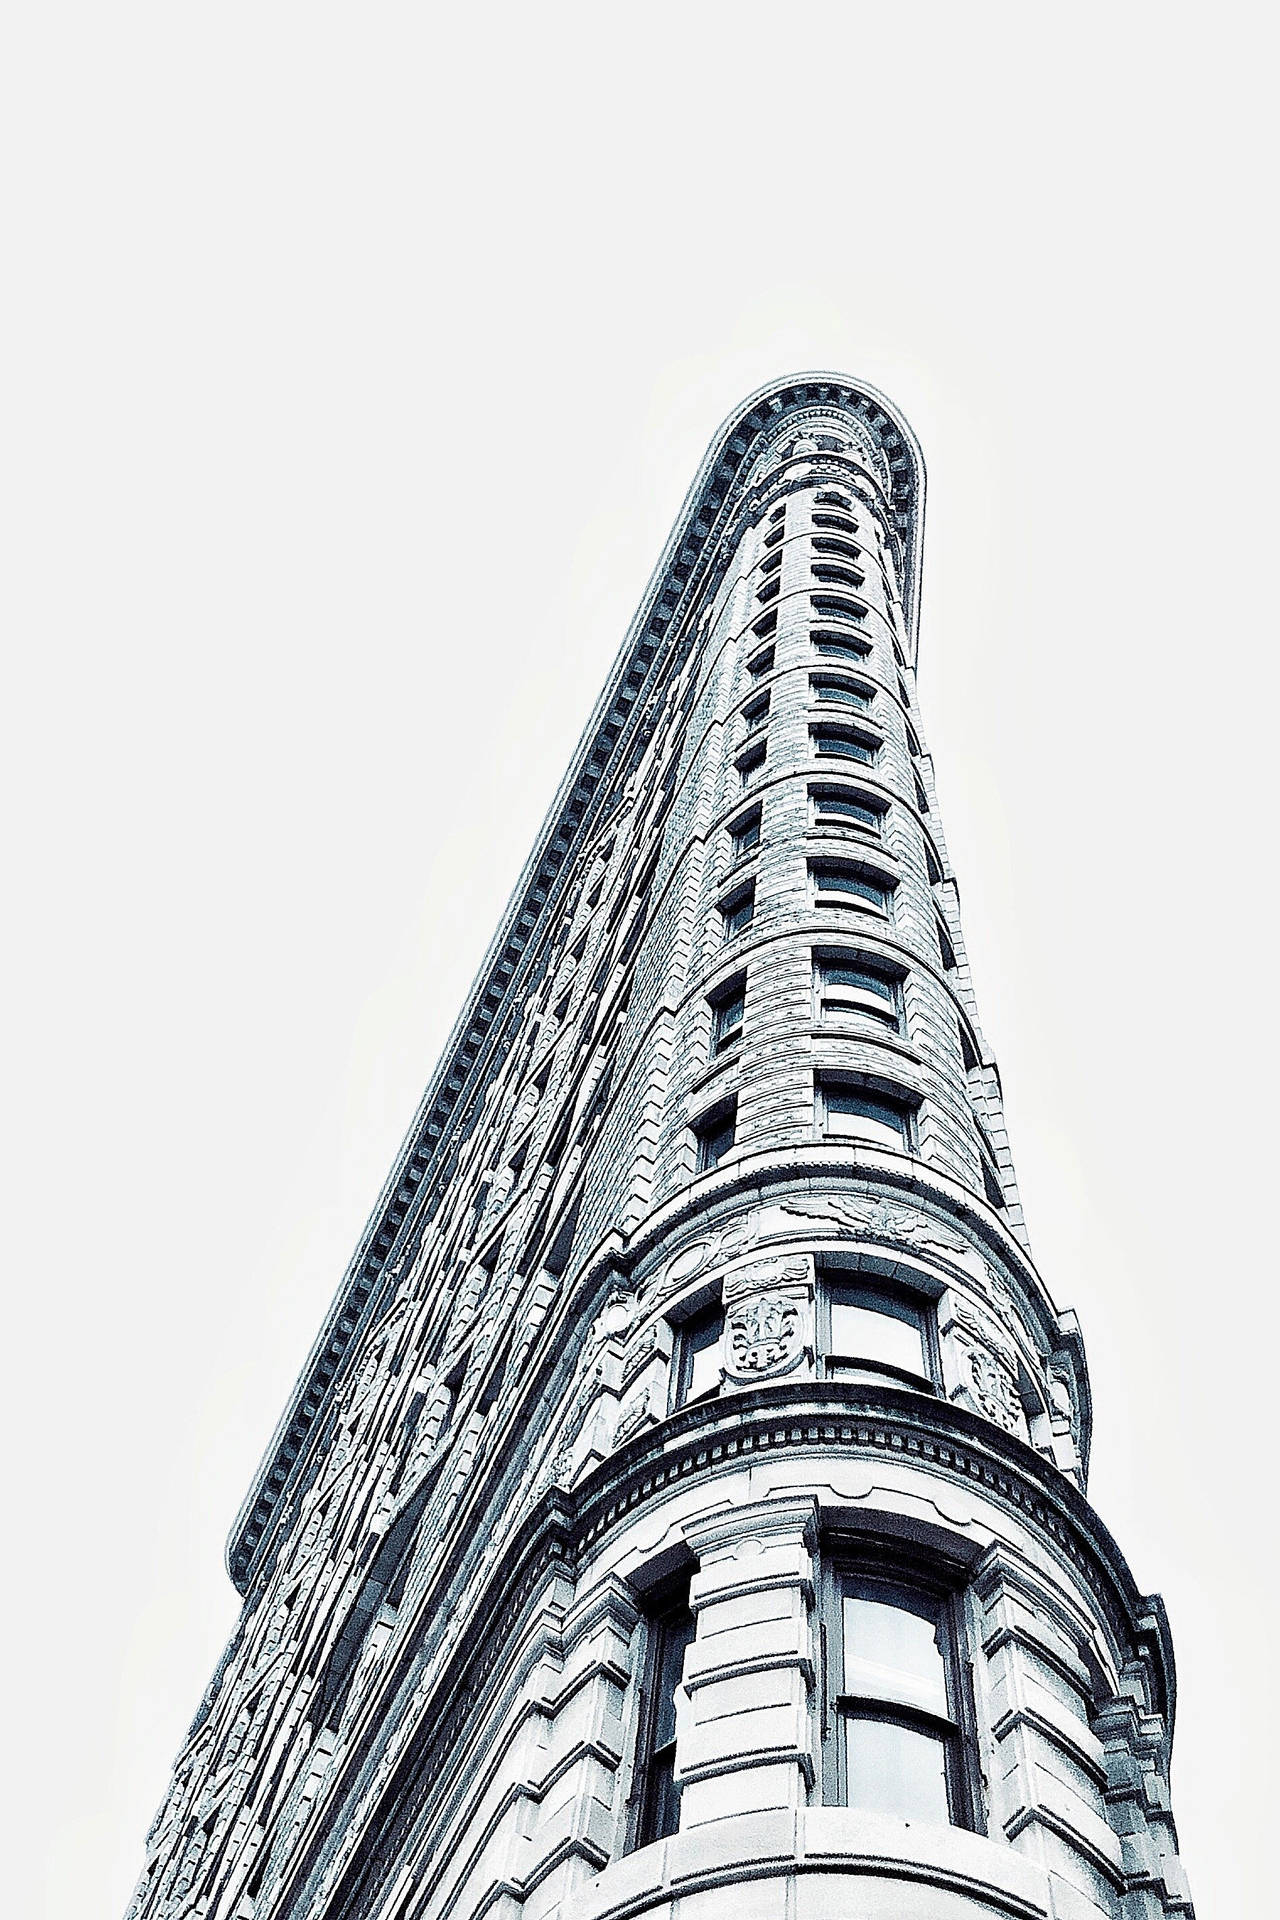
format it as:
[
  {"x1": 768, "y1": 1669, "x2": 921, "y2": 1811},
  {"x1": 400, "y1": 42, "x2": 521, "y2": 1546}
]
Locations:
[{"x1": 677, "y1": 1497, "x2": 817, "y2": 1829}]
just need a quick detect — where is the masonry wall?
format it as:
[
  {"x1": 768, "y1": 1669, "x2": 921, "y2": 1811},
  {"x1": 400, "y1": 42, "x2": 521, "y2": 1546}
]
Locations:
[{"x1": 125, "y1": 383, "x2": 1190, "y2": 1920}]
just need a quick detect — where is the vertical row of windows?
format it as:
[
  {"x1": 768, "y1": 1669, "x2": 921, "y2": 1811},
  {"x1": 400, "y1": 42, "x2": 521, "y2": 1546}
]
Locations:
[{"x1": 756, "y1": 523, "x2": 783, "y2": 605}]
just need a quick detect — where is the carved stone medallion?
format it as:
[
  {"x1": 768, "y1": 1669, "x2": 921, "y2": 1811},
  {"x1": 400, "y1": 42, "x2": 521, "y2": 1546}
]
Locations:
[
  {"x1": 725, "y1": 1293, "x2": 803, "y2": 1379},
  {"x1": 968, "y1": 1345, "x2": 1022, "y2": 1434}
]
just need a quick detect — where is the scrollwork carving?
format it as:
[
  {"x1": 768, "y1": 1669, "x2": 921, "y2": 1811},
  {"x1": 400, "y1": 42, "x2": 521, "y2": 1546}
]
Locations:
[
  {"x1": 722, "y1": 1253, "x2": 810, "y2": 1303},
  {"x1": 967, "y1": 1345, "x2": 1022, "y2": 1434},
  {"x1": 613, "y1": 1388, "x2": 654, "y2": 1446},
  {"x1": 725, "y1": 1292, "x2": 804, "y2": 1379}
]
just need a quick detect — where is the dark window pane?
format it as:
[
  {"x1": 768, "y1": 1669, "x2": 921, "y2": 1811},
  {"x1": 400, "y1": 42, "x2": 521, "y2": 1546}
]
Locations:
[
  {"x1": 813, "y1": 630, "x2": 869, "y2": 659},
  {"x1": 697, "y1": 1116, "x2": 735, "y2": 1170},
  {"x1": 816, "y1": 792, "x2": 882, "y2": 830},
  {"x1": 825, "y1": 963, "x2": 894, "y2": 1001},
  {"x1": 723, "y1": 887, "x2": 755, "y2": 936},
  {"x1": 714, "y1": 993, "x2": 744, "y2": 1049},
  {"x1": 814, "y1": 678, "x2": 872, "y2": 707},
  {"x1": 814, "y1": 728, "x2": 876, "y2": 763},
  {"x1": 844, "y1": 1713, "x2": 950, "y2": 1824},
  {"x1": 813, "y1": 866, "x2": 888, "y2": 908},
  {"x1": 644, "y1": 1751, "x2": 680, "y2": 1842}
]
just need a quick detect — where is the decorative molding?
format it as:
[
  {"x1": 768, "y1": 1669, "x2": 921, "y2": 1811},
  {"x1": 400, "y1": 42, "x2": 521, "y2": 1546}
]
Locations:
[{"x1": 724, "y1": 1293, "x2": 806, "y2": 1380}]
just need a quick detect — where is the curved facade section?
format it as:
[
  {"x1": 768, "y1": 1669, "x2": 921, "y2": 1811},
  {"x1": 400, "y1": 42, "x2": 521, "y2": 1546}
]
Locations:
[{"x1": 128, "y1": 381, "x2": 1192, "y2": 1920}]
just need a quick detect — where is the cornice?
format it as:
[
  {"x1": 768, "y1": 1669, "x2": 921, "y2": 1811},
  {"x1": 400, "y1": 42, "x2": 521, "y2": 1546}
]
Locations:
[{"x1": 227, "y1": 375, "x2": 927, "y2": 1595}]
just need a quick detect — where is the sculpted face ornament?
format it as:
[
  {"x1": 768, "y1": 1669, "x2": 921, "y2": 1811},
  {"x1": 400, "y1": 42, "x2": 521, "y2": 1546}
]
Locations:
[{"x1": 726, "y1": 1293, "x2": 803, "y2": 1378}]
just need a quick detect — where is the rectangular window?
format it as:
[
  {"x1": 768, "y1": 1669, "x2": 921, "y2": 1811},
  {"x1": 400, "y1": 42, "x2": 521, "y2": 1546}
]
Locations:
[
  {"x1": 633, "y1": 1581, "x2": 697, "y2": 1848},
  {"x1": 693, "y1": 1099, "x2": 736, "y2": 1171},
  {"x1": 709, "y1": 975, "x2": 745, "y2": 1054},
  {"x1": 720, "y1": 882, "x2": 755, "y2": 939},
  {"x1": 812, "y1": 629, "x2": 870, "y2": 661},
  {"x1": 811, "y1": 673, "x2": 874, "y2": 709},
  {"x1": 812, "y1": 563, "x2": 866, "y2": 591},
  {"x1": 816, "y1": 1077, "x2": 916, "y2": 1151},
  {"x1": 810, "y1": 861, "x2": 893, "y2": 915},
  {"x1": 825, "y1": 1569, "x2": 974, "y2": 1829},
  {"x1": 760, "y1": 547, "x2": 783, "y2": 575},
  {"x1": 814, "y1": 952, "x2": 903, "y2": 1029},
  {"x1": 736, "y1": 742, "x2": 766, "y2": 786},
  {"x1": 819, "y1": 1271, "x2": 934, "y2": 1386},
  {"x1": 746, "y1": 644, "x2": 775, "y2": 679},
  {"x1": 729, "y1": 806, "x2": 761, "y2": 859},
  {"x1": 810, "y1": 784, "x2": 885, "y2": 836},
  {"x1": 813, "y1": 535, "x2": 863, "y2": 565},
  {"x1": 743, "y1": 692, "x2": 770, "y2": 735},
  {"x1": 812, "y1": 723, "x2": 879, "y2": 765},
  {"x1": 763, "y1": 521, "x2": 785, "y2": 548},
  {"x1": 673, "y1": 1301, "x2": 723, "y2": 1408},
  {"x1": 811, "y1": 594, "x2": 868, "y2": 625}
]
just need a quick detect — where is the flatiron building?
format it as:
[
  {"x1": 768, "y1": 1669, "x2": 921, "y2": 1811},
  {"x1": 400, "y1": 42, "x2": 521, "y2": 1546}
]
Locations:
[{"x1": 128, "y1": 375, "x2": 1195, "y2": 1920}]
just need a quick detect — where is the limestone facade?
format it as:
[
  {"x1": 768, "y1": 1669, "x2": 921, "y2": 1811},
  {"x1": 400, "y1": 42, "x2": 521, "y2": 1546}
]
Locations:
[{"x1": 126, "y1": 376, "x2": 1194, "y2": 1920}]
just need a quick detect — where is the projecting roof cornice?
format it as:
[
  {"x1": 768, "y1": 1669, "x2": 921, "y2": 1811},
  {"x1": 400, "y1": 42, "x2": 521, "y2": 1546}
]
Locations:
[{"x1": 226, "y1": 374, "x2": 928, "y2": 1594}]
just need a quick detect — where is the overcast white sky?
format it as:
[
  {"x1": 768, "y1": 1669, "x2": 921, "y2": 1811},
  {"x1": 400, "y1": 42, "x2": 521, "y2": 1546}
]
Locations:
[{"x1": 3, "y1": 5, "x2": 1277, "y2": 1915}]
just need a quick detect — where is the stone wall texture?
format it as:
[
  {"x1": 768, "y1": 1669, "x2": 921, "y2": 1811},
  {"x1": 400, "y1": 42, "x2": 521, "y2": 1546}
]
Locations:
[{"x1": 126, "y1": 377, "x2": 1194, "y2": 1920}]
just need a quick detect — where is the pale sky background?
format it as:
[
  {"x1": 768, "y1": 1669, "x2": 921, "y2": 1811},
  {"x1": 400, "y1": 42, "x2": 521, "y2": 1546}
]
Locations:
[{"x1": 3, "y1": 5, "x2": 1276, "y2": 1916}]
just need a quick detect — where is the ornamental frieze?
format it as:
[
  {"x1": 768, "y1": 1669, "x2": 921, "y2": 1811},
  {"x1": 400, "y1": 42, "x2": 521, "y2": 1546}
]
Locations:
[{"x1": 721, "y1": 1253, "x2": 810, "y2": 1303}]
